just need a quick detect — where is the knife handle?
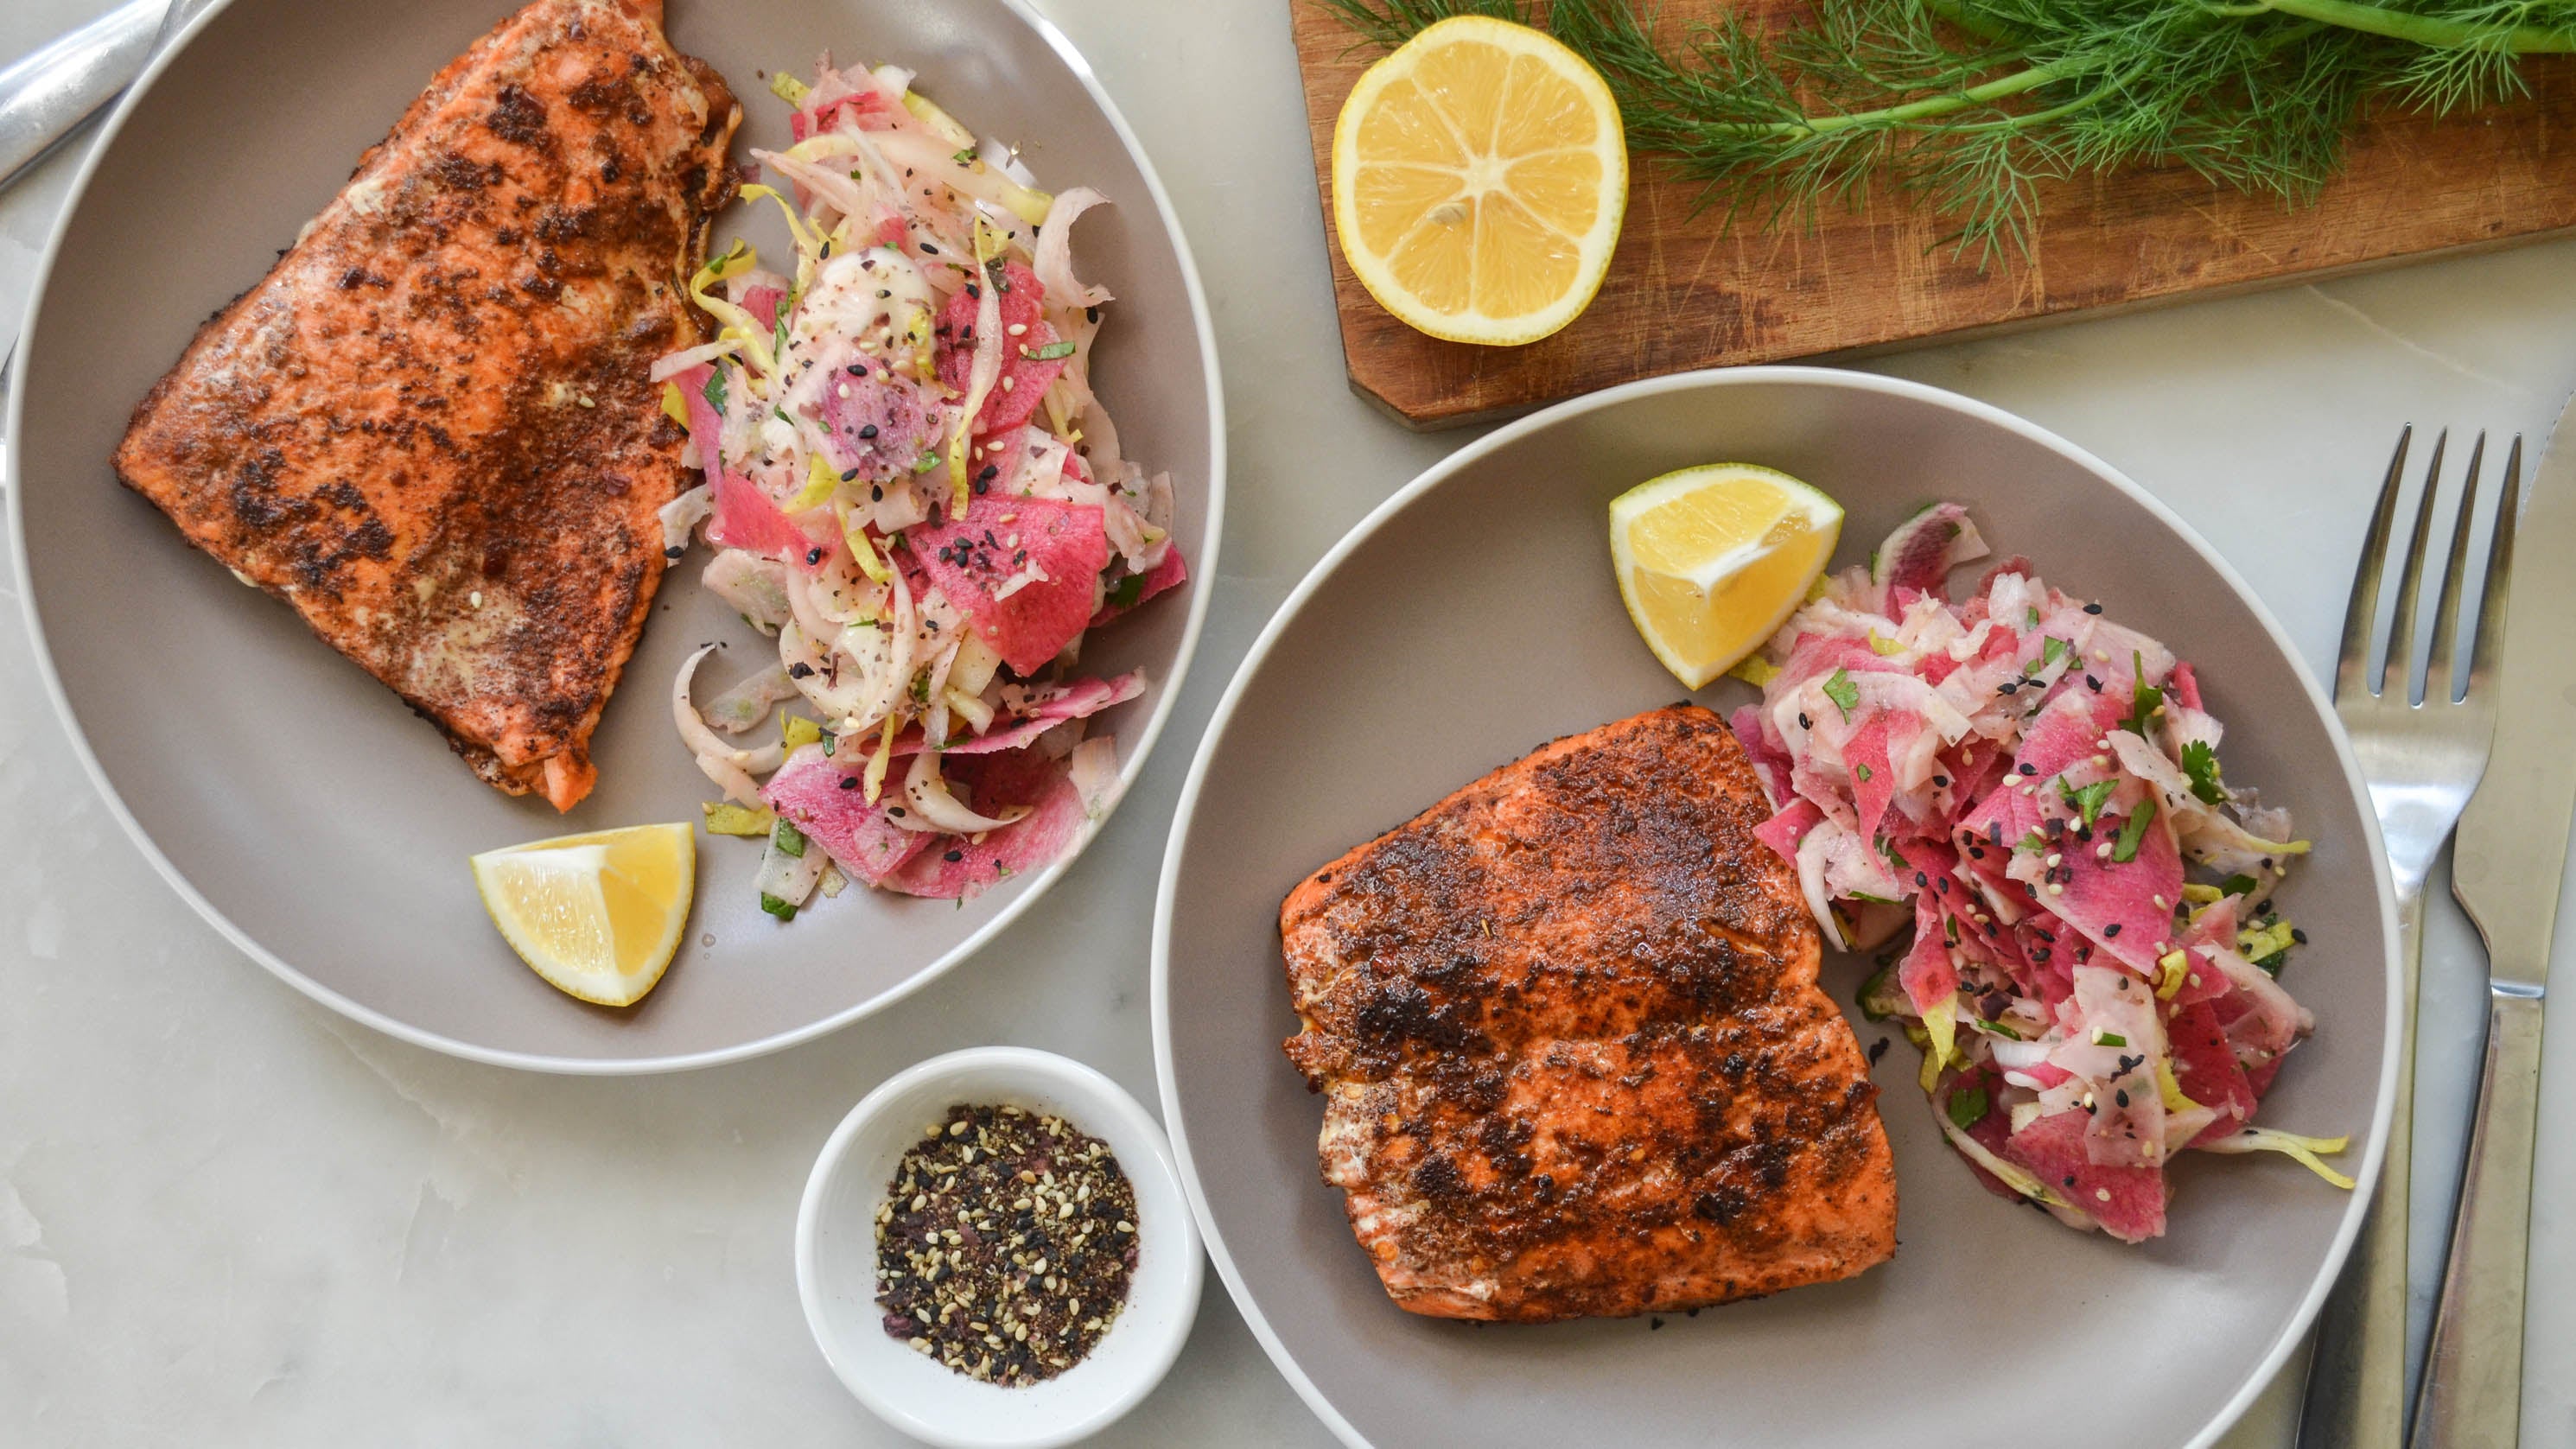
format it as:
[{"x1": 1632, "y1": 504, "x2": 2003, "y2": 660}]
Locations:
[
  {"x1": 2298, "y1": 890, "x2": 2424, "y2": 1449},
  {"x1": 2410, "y1": 988, "x2": 2545, "y2": 1449}
]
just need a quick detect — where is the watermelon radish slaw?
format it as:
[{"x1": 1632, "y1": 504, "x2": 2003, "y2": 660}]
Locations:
[
  {"x1": 1730, "y1": 503, "x2": 2351, "y2": 1242},
  {"x1": 655, "y1": 59, "x2": 1184, "y2": 918}
]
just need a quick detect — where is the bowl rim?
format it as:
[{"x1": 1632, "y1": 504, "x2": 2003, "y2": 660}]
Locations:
[
  {"x1": 3, "y1": 0, "x2": 1229, "y2": 1075},
  {"x1": 793, "y1": 1044, "x2": 1205, "y2": 1449},
  {"x1": 1148, "y1": 364, "x2": 2401, "y2": 1449}
]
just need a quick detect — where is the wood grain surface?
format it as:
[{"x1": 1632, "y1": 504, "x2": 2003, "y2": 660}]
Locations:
[{"x1": 1292, "y1": 1, "x2": 2576, "y2": 428}]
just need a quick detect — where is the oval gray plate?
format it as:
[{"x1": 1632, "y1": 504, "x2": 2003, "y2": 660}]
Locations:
[
  {"x1": 7, "y1": 0, "x2": 1223, "y2": 1071},
  {"x1": 1154, "y1": 369, "x2": 2396, "y2": 1449}
]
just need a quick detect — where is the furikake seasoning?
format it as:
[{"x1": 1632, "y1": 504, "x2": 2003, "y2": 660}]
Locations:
[{"x1": 875, "y1": 1103, "x2": 1139, "y2": 1386}]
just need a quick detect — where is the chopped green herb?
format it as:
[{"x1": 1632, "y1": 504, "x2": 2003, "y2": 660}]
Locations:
[
  {"x1": 1022, "y1": 340, "x2": 1078, "y2": 360},
  {"x1": 759, "y1": 892, "x2": 798, "y2": 922},
  {"x1": 2062, "y1": 778, "x2": 2117, "y2": 827},
  {"x1": 951, "y1": 146, "x2": 979, "y2": 164},
  {"x1": 1947, "y1": 1084, "x2": 1990, "y2": 1131},
  {"x1": 2040, "y1": 636, "x2": 2071, "y2": 670},
  {"x1": 1848, "y1": 891, "x2": 1901, "y2": 906},
  {"x1": 1855, "y1": 763, "x2": 1874, "y2": 782},
  {"x1": 1104, "y1": 571, "x2": 1147, "y2": 610},
  {"x1": 2121, "y1": 650, "x2": 2165, "y2": 734},
  {"x1": 2095, "y1": 1031, "x2": 2129, "y2": 1047},
  {"x1": 2255, "y1": 950, "x2": 2289, "y2": 976},
  {"x1": 913, "y1": 452, "x2": 942, "y2": 473},
  {"x1": 2017, "y1": 831, "x2": 2046, "y2": 853},
  {"x1": 2179, "y1": 740, "x2": 2226, "y2": 805},
  {"x1": 2025, "y1": 606, "x2": 2041, "y2": 630},
  {"x1": 1980, "y1": 1018, "x2": 2026, "y2": 1040},
  {"x1": 1822, "y1": 667, "x2": 1860, "y2": 721},
  {"x1": 2110, "y1": 798, "x2": 2159, "y2": 863},
  {"x1": 2220, "y1": 873, "x2": 2261, "y2": 898},
  {"x1": 773, "y1": 820, "x2": 808, "y2": 859},
  {"x1": 701, "y1": 366, "x2": 728, "y2": 412}
]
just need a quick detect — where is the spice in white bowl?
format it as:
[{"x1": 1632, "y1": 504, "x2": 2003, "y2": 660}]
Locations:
[{"x1": 876, "y1": 1103, "x2": 1139, "y2": 1386}]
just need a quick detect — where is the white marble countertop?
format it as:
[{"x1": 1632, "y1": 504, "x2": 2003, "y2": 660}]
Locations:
[{"x1": 3, "y1": 0, "x2": 2571, "y2": 1443}]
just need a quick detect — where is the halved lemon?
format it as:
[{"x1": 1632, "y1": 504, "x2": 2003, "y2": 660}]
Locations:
[
  {"x1": 1331, "y1": 16, "x2": 1626, "y2": 346},
  {"x1": 1610, "y1": 464, "x2": 1845, "y2": 688},
  {"x1": 470, "y1": 823, "x2": 695, "y2": 1007}
]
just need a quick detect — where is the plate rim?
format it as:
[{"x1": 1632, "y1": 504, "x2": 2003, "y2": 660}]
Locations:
[
  {"x1": 1149, "y1": 364, "x2": 2401, "y2": 1449},
  {"x1": 4, "y1": 0, "x2": 1229, "y2": 1076}
]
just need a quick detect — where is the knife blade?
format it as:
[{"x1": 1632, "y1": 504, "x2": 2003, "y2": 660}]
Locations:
[
  {"x1": 2453, "y1": 409, "x2": 2576, "y2": 972},
  {"x1": 0, "y1": 0, "x2": 172, "y2": 192},
  {"x1": 2412, "y1": 384, "x2": 2573, "y2": 1448}
]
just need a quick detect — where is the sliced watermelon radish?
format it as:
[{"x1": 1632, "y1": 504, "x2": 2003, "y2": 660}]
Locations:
[
  {"x1": 933, "y1": 262, "x2": 1068, "y2": 437},
  {"x1": 2168, "y1": 997, "x2": 2259, "y2": 1143},
  {"x1": 676, "y1": 364, "x2": 828, "y2": 567},
  {"x1": 1898, "y1": 896, "x2": 1961, "y2": 1019},
  {"x1": 1844, "y1": 709, "x2": 1911, "y2": 840},
  {"x1": 895, "y1": 671, "x2": 1145, "y2": 758},
  {"x1": 905, "y1": 495, "x2": 1111, "y2": 676},
  {"x1": 2004, "y1": 1108, "x2": 2170, "y2": 1242},
  {"x1": 1873, "y1": 502, "x2": 1988, "y2": 601},
  {"x1": 1089, "y1": 547, "x2": 1190, "y2": 627},
  {"x1": 1753, "y1": 799, "x2": 1823, "y2": 866},
  {"x1": 881, "y1": 748, "x2": 1089, "y2": 900},
  {"x1": 790, "y1": 89, "x2": 887, "y2": 141},
  {"x1": 761, "y1": 745, "x2": 933, "y2": 885},
  {"x1": 2009, "y1": 803, "x2": 2184, "y2": 978},
  {"x1": 815, "y1": 363, "x2": 937, "y2": 482},
  {"x1": 742, "y1": 284, "x2": 787, "y2": 334}
]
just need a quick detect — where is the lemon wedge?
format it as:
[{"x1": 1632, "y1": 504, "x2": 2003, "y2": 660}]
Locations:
[
  {"x1": 1331, "y1": 16, "x2": 1626, "y2": 346},
  {"x1": 1610, "y1": 464, "x2": 1845, "y2": 688},
  {"x1": 471, "y1": 823, "x2": 695, "y2": 1007}
]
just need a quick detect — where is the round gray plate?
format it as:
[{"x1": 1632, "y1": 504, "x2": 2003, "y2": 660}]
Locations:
[
  {"x1": 1154, "y1": 370, "x2": 2396, "y2": 1449},
  {"x1": 8, "y1": 0, "x2": 1222, "y2": 1071}
]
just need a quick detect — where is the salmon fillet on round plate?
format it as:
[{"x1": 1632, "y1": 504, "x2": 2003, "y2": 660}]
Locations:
[
  {"x1": 112, "y1": 0, "x2": 740, "y2": 810},
  {"x1": 1281, "y1": 704, "x2": 1898, "y2": 1323}
]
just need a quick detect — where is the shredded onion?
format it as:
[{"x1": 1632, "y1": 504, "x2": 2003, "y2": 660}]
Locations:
[
  {"x1": 1068, "y1": 736, "x2": 1121, "y2": 817},
  {"x1": 658, "y1": 485, "x2": 710, "y2": 556},
  {"x1": 674, "y1": 645, "x2": 786, "y2": 776},
  {"x1": 1032, "y1": 187, "x2": 1114, "y2": 310},
  {"x1": 650, "y1": 339, "x2": 742, "y2": 382}
]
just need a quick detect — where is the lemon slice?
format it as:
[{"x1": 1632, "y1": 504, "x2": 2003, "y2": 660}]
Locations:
[
  {"x1": 1331, "y1": 16, "x2": 1626, "y2": 346},
  {"x1": 471, "y1": 823, "x2": 696, "y2": 1007},
  {"x1": 1610, "y1": 464, "x2": 1845, "y2": 689}
]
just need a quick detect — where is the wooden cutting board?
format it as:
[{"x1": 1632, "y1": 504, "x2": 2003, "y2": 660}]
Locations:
[{"x1": 1292, "y1": 2, "x2": 2576, "y2": 429}]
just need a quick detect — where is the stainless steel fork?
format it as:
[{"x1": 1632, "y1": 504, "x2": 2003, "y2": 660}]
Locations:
[{"x1": 2298, "y1": 427, "x2": 2516, "y2": 1449}]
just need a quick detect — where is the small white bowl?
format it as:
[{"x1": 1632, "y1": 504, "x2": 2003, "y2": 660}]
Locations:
[{"x1": 797, "y1": 1047, "x2": 1204, "y2": 1448}]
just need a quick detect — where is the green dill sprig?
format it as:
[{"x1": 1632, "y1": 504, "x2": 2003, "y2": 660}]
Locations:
[{"x1": 1321, "y1": 0, "x2": 2576, "y2": 264}]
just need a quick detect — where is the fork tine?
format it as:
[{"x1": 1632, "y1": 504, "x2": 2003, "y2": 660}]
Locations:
[
  {"x1": 2338, "y1": 426, "x2": 2413, "y2": 702},
  {"x1": 2383, "y1": 429, "x2": 2448, "y2": 700},
  {"x1": 2465, "y1": 434, "x2": 2522, "y2": 699},
  {"x1": 2424, "y1": 433, "x2": 2489, "y2": 704}
]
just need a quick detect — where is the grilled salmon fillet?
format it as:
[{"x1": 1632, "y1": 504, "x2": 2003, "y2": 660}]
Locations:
[
  {"x1": 111, "y1": 0, "x2": 739, "y2": 810},
  {"x1": 1281, "y1": 705, "x2": 1896, "y2": 1323}
]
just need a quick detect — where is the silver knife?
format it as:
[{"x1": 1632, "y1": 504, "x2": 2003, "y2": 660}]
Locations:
[
  {"x1": 0, "y1": 0, "x2": 171, "y2": 193},
  {"x1": 2414, "y1": 390, "x2": 2567, "y2": 1448}
]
